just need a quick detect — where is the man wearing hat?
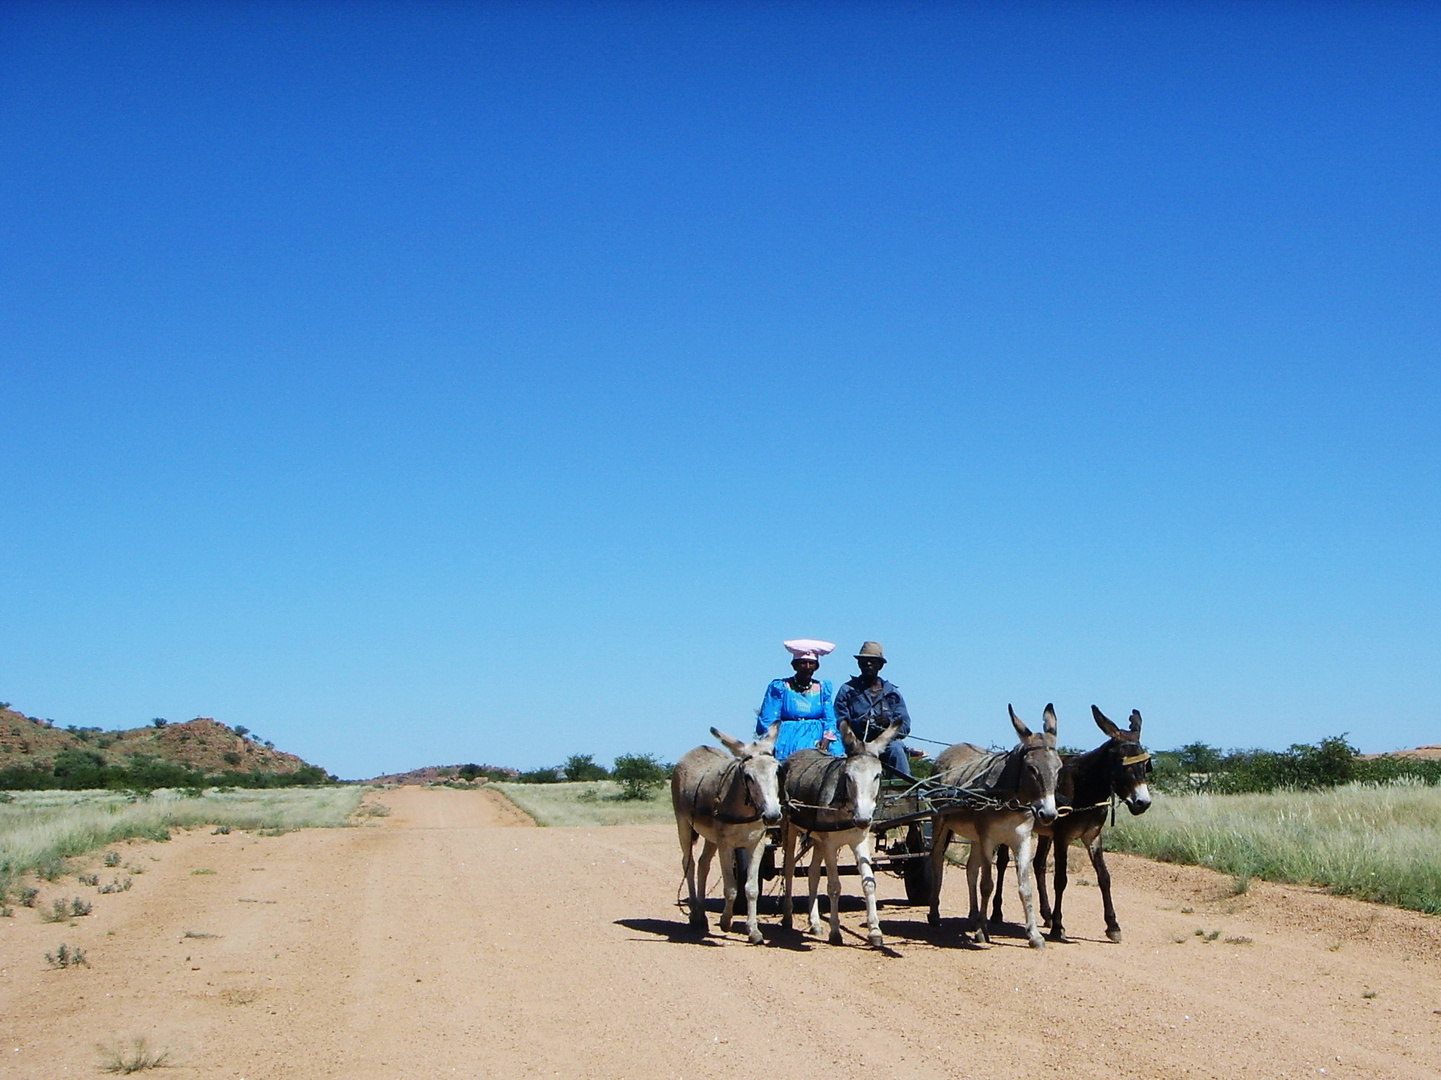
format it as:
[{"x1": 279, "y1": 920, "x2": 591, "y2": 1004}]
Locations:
[{"x1": 834, "y1": 641, "x2": 914, "y2": 777}]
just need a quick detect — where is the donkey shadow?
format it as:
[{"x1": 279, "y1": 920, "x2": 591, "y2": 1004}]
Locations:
[{"x1": 614, "y1": 917, "x2": 813, "y2": 951}]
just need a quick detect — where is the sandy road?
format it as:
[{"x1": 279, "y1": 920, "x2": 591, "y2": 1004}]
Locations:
[{"x1": 2, "y1": 786, "x2": 1440, "y2": 1079}]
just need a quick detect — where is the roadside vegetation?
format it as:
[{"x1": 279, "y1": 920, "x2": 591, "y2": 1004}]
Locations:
[
  {"x1": 1149, "y1": 735, "x2": 1441, "y2": 795},
  {"x1": 0, "y1": 748, "x2": 332, "y2": 791},
  {"x1": 0, "y1": 787, "x2": 363, "y2": 896},
  {"x1": 511, "y1": 752, "x2": 672, "y2": 798},
  {"x1": 492, "y1": 781, "x2": 675, "y2": 827},
  {"x1": 1109, "y1": 778, "x2": 1441, "y2": 915}
]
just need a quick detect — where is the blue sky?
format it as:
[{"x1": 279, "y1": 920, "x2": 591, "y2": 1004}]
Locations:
[{"x1": 2, "y1": 2, "x2": 1438, "y2": 778}]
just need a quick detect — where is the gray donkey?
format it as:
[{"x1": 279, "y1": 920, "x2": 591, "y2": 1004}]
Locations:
[
  {"x1": 671, "y1": 723, "x2": 782, "y2": 944},
  {"x1": 780, "y1": 718, "x2": 903, "y2": 947},
  {"x1": 927, "y1": 704, "x2": 1061, "y2": 948}
]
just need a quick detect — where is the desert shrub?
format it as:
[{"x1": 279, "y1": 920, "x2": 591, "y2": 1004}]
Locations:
[
  {"x1": 562, "y1": 754, "x2": 610, "y2": 782},
  {"x1": 1148, "y1": 735, "x2": 1435, "y2": 796},
  {"x1": 46, "y1": 942, "x2": 88, "y2": 968},
  {"x1": 611, "y1": 753, "x2": 668, "y2": 800},
  {"x1": 515, "y1": 767, "x2": 563, "y2": 784},
  {"x1": 98, "y1": 1037, "x2": 167, "y2": 1073}
]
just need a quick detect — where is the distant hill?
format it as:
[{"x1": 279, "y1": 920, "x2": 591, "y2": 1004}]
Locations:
[
  {"x1": 0, "y1": 704, "x2": 330, "y2": 786},
  {"x1": 366, "y1": 763, "x2": 519, "y2": 785},
  {"x1": 1363, "y1": 745, "x2": 1441, "y2": 761}
]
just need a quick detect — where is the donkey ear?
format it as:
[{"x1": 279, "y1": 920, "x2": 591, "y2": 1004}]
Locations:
[
  {"x1": 754, "y1": 721, "x2": 780, "y2": 755},
  {"x1": 1128, "y1": 710, "x2": 1143, "y2": 733},
  {"x1": 867, "y1": 717, "x2": 904, "y2": 755},
  {"x1": 1008, "y1": 704, "x2": 1033, "y2": 740},
  {"x1": 1042, "y1": 703, "x2": 1058, "y2": 747},
  {"x1": 1092, "y1": 705, "x2": 1123, "y2": 740},
  {"x1": 711, "y1": 727, "x2": 748, "y2": 759},
  {"x1": 838, "y1": 718, "x2": 864, "y2": 756}
]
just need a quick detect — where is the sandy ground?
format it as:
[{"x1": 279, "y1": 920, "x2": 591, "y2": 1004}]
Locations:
[{"x1": 2, "y1": 786, "x2": 1440, "y2": 1079}]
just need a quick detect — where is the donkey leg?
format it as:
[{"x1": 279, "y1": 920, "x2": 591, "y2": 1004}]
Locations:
[
  {"x1": 806, "y1": 846, "x2": 826, "y2": 937},
  {"x1": 1088, "y1": 835, "x2": 1122, "y2": 942},
  {"x1": 855, "y1": 835, "x2": 883, "y2": 947},
  {"x1": 1035, "y1": 834, "x2": 1054, "y2": 927},
  {"x1": 781, "y1": 823, "x2": 797, "y2": 931},
  {"x1": 677, "y1": 819, "x2": 706, "y2": 930},
  {"x1": 1048, "y1": 838, "x2": 1071, "y2": 942},
  {"x1": 717, "y1": 841, "x2": 738, "y2": 933},
  {"x1": 824, "y1": 841, "x2": 844, "y2": 945},
  {"x1": 970, "y1": 841, "x2": 994, "y2": 944},
  {"x1": 1012, "y1": 829, "x2": 1045, "y2": 949},
  {"x1": 990, "y1": 844, "x2": 1009, "y2": 929},
  {"x1": 926, "y1": 819, "x2": 950, "y2": 929},
  {"x1": 695, "y1": 839, "x2": 717, "y2": 933},
  {"x1": 740, "y1": 840, "x2": 764, "y2": 944}
]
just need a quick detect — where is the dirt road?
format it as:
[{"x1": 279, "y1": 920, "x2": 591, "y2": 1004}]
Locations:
[{"x1": 3, "y1": 787, "x2": 1439, "y2": 1079}]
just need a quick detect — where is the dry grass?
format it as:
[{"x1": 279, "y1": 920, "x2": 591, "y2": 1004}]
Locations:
[
  {"x1": 97, "y1": 1037, "x2": 169, "y2": 1073},
  {"x1": 1109, "y1": 778, "x2": 1441, "y2": 914},
  {"x1": 0, "y1": 787, "x2": 364, "y2": 895},
  {"x1": 490, "y1": 782, "x2": 676, "y2": 827}
]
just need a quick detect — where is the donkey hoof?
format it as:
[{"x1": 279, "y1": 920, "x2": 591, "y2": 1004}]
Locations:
[
  {"x1": 927, "y1": 910, "x2": 940, "y2": 929},
  {"x1": 868, "y1": 931, "x2": 884, "y2": 948},
  {"x1": 1028, "y1": 934, "x2": 1047, "y2": 949},
  {"x1": 718, "y1": 916, "x2": 732, "y2": 933},
  {"x1": 1106, "y1": 928, "x2": 1123, "y2": 943},
  {"x1": 1047, "y1": 928, "x2": 1071, "y2": 944},
  {"x1": 748, "y1": 929, "x2": 765, "y2": 945},
  {"x1": 828, "y1": 930, "x2": 843, "y2": 946},
  {"x1": 808, "y1": 922, "x2": 824, "y2": 938}
]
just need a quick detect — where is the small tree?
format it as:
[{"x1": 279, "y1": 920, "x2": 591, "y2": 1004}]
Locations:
[
  {"x1": 151, "y1": 718, "x2": 168, "y2": 729},
  {"x1": 233, "y1": 725, "x2": 249, "y2": 737},
  {"x1": 562, "y1": 754, "x2": 609, "y2": 782},
  {"x1": 612, "y1": 753, "x2": 667, "y2": 800}
]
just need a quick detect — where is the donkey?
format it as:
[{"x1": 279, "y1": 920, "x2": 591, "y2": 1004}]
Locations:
[
  {"x1": 990, "y1": 706, "x2": 1152, "y2": 942},
  {"x1": 670, "y1": 723, "x2": 783, "y2": 944},
  {"x1": 779, "y1": 718, "x2": 903, "y2": 947},
  {"x1": 926, "y1": 704, "x2": 1061, "y2": 948}
]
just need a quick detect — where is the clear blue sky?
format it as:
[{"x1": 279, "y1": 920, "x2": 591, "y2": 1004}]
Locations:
[{"x1": 2, "y1": 2, "x2": 1438, "y2": 779}]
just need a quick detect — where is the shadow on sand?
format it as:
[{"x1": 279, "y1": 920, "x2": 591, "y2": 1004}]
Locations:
[{"x1": 615, "y1": 917, "x2": 814, "y2": 951}]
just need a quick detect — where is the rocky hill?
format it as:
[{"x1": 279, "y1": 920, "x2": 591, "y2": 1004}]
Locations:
[
  {"x1": 0, "y1": 705, "x2": 322, "y2": 778},
  {"x1": 366, "y1": 764, "x2": 519, "y2": 785}
]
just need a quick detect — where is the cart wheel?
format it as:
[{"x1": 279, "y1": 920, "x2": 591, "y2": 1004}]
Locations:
[
  {"x1": 902, "y1": 822, "x2": 935, "y2": 905},
  {"x1": 904, "y1": 851, "x2": 936, "y2": 905}
]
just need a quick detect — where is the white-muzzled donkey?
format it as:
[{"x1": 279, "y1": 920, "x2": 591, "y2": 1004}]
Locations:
[
  {"x1": 670, "y1": 723, "x2": 783, "y2": 945},
  {"x1": 779, "y1": 718, "x2": 903, "y2": 947},
  {"x1": 926, "y1": 704, "x2": 1061, "y2": 948}
]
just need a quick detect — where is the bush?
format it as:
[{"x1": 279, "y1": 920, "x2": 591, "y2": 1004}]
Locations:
[
  {"x1": 562, "y1": 754, "x2": 610, "y2": 782},
  {"x1": 611, "y1": 753, "x2": 668, "y2": 800},
  {"x1": 514, "y1": 767, "x2": 563, "y2": 784},
  {"x1": 1148, "y1": 734, "x2": 1441, "y2": 796}
]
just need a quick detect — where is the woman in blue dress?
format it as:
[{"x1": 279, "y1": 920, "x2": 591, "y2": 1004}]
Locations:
[{"x1": 756, "y1": 639, "x2": 846, "y2": 762}]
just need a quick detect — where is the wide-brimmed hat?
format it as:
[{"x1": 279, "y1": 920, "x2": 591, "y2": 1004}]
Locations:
[
  {"x1": 854, "y1": 641, "x2": 886, "y2": 661},
  {"x1": 784, "y1": 639, "x2": 835, "y2": 661}
]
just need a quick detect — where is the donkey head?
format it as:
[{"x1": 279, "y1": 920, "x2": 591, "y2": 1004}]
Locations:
[
  {"x1": 835, "y1": 717, "x2": 904, "y2": 828},
  {"x1": 711, "y1": 723, "x2": 783, "y2": 826},
  {"x1": 1091, "y1": 705, "x2": 1152, "y2": 814},
  {"x1": 1009, "y1": 703, "x2": 1061, "y2": 825}
]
